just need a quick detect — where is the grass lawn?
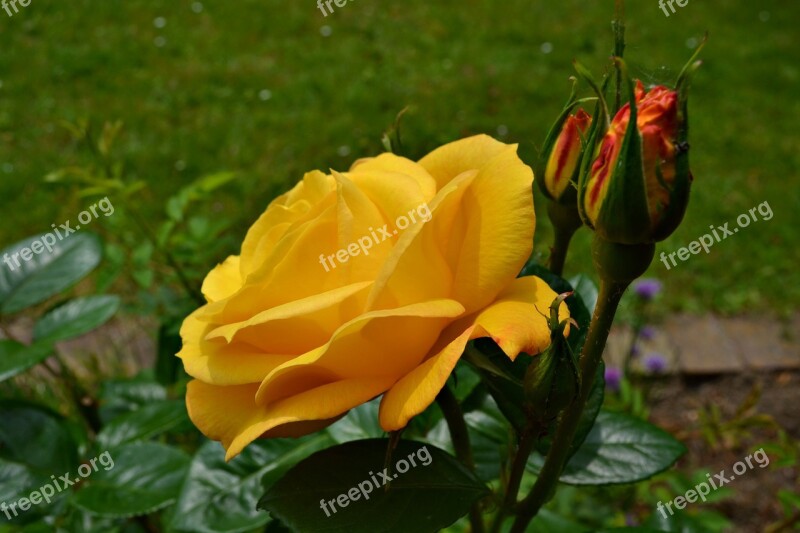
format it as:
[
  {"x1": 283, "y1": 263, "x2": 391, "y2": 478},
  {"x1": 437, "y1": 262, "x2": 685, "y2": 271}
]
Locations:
[{"x1": 0, "y1": 0, "x2": 798, "y2": 314}]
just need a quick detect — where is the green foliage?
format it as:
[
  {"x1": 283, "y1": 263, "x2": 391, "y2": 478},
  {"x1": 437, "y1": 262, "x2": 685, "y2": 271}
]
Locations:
[
  {"x1": 72, "y1": 442, "x2": 191, "y2": 518},
  {"x1": 32, "y1": 295, "x2": 120, "y2": 343},
  {"x1": 171, "y1": 435, "x2": 334, "y2": 533},
  {"x1": 0, "y1": 233, "x2": 102, "y2": 315},
  {"x1": 528, "y1": 411, "x2": 686, "y2": 485},
  {"x1": 258, "y1": 439, "x2": 489, "y2": 533}
]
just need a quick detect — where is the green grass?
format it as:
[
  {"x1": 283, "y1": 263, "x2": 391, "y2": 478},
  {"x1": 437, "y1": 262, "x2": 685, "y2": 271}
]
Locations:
[{"x1": 0, "y1": 0, "x2": 798, "y2": 314}]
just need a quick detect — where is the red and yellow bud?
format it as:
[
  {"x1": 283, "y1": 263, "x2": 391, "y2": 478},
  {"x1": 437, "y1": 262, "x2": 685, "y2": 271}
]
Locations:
[
  {"x1": 578, "y1": 72, "x2": 694, "y2": 244},
  {"x1": 543, "y1": 109, "x2": 592, "y2": 202}
]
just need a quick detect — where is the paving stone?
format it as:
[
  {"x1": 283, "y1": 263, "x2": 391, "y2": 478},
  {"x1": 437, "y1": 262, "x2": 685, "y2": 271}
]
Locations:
[
  {"x1": 657, "y1": 314, "x2": 746, "y2": 374},
  {"x1": 723, "y1": 317, "x2": 800, "y2": 370}
]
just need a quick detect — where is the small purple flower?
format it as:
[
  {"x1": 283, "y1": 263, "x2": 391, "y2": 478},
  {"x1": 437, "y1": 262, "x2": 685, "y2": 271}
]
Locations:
[
  {"x1": 605, "y1": 366, "x2": 622, "y2": 391},
  {"x1": 633, "y1": 278, "x2": 662, "y2": 301},
  {"x1": 643, "y1": 353, "x2": 668, "y2": 374},
  {"x1": 639, "y1": 325, "x2": 657, "y2": 341}
]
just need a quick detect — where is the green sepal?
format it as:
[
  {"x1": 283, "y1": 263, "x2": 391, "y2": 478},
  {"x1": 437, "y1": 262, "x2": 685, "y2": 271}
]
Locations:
[
  {"x1": 652, "y1": 37, "x2": 705, "y2": 241},
  {"x1": 594, "y1": 59, "x2": 652, "y2": 244},
  {"x1": 575, "y1": 62, "x2": 612, "y2": 229}
]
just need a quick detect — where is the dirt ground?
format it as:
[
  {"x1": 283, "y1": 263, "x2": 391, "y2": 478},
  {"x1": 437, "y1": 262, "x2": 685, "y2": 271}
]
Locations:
[{"x1": 647, "y1": 370, "x2": 800, "y2": 532}]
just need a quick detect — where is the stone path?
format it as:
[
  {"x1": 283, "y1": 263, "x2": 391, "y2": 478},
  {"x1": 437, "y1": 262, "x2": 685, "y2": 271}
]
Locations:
[{"x1": 605, "y1": 313, "x2": 800, "y2": 374}]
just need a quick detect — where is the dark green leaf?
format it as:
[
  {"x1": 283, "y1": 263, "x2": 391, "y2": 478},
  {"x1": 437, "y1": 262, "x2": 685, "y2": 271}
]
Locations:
[
  {"x1": 96, "y1": 399, "x2": 189, "y2": 449},
  {"x1": 0, "y1": 233, "x2": 103, "y2": 314},
  {"x1": 33, "y1": 295, "x2": 120, "y2": 342},
  {"x1": 0, "y1": 401, "x2": 79, "y2": 474},
  {"x1": 529, "y1": 411, "x2": 686, "y2": 485},
  {"x1": 72, "y1": 442, "x2": 190, "y2": 517},
  {"x1": 171, "y1": 433, "x2": 334, "y2": 533},
  {"x1": 569, "y1": 273, "x2": 599, "y2": 314},
  {"x1": 0, "y1": 340, "x2": 54, "y2": 383},
  {"x1": 327, "y1": 399, "x2": 384, "y2": 444},
  {"x1": 463, "y1": 397, "x2": 513, "y2": 482},
  {"x1": 258, "y1": 439, "x2": 489, "y2": 533}
]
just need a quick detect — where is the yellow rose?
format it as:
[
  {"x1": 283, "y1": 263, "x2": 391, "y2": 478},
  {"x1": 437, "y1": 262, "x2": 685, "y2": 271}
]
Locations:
[{"x1": 178, "y1": 135, "x2": 568, "y2": 460}]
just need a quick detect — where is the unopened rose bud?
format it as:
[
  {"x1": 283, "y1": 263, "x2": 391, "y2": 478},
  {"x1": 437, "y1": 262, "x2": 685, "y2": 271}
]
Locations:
[
  {"x1": 577, "y1": 55, "x2": 700, "y2": 244},
  {"x1": 523, "y1": 293, "x2": 580, "y2": 422},
  {"x1": 542, "y1": 109, "x2": 592, "y2": 203}
]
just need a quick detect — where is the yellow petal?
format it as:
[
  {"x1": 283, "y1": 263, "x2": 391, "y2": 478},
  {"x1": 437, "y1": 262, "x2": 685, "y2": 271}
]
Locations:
[
  {"x1": 368, "y1": 142, "x2": 535, "y2": 315},
  {"x1": 379, "y1": 327, "x2": 475, "y2": 430},
  {"x1": 204, "y1": 281, "x2": 373, "y2": 352},
  {"x1": 365, "y1": 169, "x2": 477, "y2": 311},
  {"x1": 418, "y1": 134, "x2": 509, "y2": 189},
  {"x1": 201, "y1": 256, "x2": 242, "y2": 303},
  {"x1": 239, "y1": 170, "x2": 335, "y2": 278},
  {"x1": 254, "y1": 298, "x2": 465, "y2": 407},
  {"x1": 463, "y1": 276, "x2": 567, "y2": 360},
  {"x1": 178, "y1": 309, "x2": 293, "y2": 385},
  {"x1": 377, "y1": 276, "x2": 567, "y2": 431},
  {"x1": 186, "y1": 375, "x2": 396, "y2": 460}
]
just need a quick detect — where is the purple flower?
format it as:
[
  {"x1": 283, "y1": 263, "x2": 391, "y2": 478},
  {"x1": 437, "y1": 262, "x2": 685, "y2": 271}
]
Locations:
[
  {"x1": 605, "y1": 366, "x2": 622, "y2": 391},
  {"x1": 633, "y1": 278, "x2": 662, "y2": 300},
  {"x1": 639, "y1": 325, "x2": 657, "y2": 341},
  {"x1": 643, "y1": 353, "x2": 668, "y2": 374}
]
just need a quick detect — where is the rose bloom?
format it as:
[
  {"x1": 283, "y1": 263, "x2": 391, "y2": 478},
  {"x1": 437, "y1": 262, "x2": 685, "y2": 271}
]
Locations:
[{"x1": 178, "y1": 135, "x2": 568, "y2": 459}]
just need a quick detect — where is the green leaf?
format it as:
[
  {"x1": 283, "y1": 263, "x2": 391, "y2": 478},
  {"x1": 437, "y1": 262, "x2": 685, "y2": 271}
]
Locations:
[
  {"x1": 171, "y1": 434, "x2": 334, "y2": 533},
  {"x1": 0, "y1": 403, "x2": 79, "y2": 522},
  {"x1": 0, "y1": 340, "x2": 54, "y2": 383},
  {"x1": 529, "y1": 411, "x2": 686, "y2": 485},
  {"x1": 569, "y1": 273, "x2": 599, "y2": 314},
  {"x1": 72, "y1": 442, "x2": 190, "y2": 518},
  {"x1": 98, "y1": 375, "x2": 168, "y2": 424},
  {"x1": 463, "y1": 397, "x2": 513, "y2": 482},
  {"x1": 0, "y1": 233, "x2": 103, "y2": 314},
  {"x1": 96, "y1": 399, "x2": 189, "y2": 449},
  {"x1": 258, "y1": 439, "x2": 489, "y2": 533},
  {"x1": 32, "y1": 295, "x2": 120, "y2": 342},
  {"x1": 327, "y1": 398, "x2": 384, "y2": 444},
  {"x1": 0, "y1": 401, "x2": 79, "y2": 475}
]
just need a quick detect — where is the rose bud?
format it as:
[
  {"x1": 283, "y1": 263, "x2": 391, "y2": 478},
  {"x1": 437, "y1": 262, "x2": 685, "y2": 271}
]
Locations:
[
  {"x1": 578, "y1": 71, "x2": 694, "y2": 244},
  {"x1": 541, "y1": 108, "x2": 592, "y2": 203},
  {"x1": 523, "y1": 292, "x2": 580, "y2": 423}
]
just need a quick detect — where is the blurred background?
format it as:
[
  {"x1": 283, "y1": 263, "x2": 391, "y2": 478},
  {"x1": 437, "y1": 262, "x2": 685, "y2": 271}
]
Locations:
[{"x1": 0, "y1": 1, "x2": 798, "y2": 531}]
